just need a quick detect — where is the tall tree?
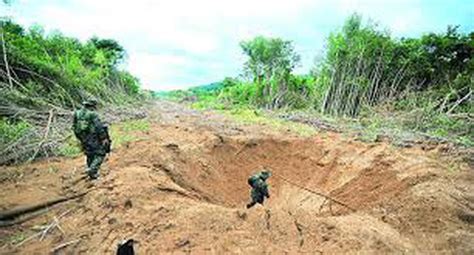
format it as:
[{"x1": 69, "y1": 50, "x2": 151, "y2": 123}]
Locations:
[
  {"x1": 240, "y1": 36, "x2": 300, "y2": 108},
  {"x1": 88, "y1": 37, "x2": 125, "y2": 67}
]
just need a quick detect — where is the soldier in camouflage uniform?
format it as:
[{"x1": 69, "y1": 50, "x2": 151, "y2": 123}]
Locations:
[
  {"x1": 73, "y1": 100, "x2": 111, "y2": 180},
  {"x1": 246, "y1": 169, "x2": 271, "y2": 209}
]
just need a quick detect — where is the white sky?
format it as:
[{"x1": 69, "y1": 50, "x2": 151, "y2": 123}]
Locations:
[{"x1": 1, "y1": 0, "x2": 473, "y2": 91}]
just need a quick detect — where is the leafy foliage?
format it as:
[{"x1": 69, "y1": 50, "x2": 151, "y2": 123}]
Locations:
[
  {"x1": 0, "y1": 20, "x2": 142, "y2": 112},
  {"x1": 0, "y1": 117, "x2": 30, "y2": 146},
  {"x1": 166, "y1": 14, "x2": 472, "y2": 146},
  {"x1": 319, "y1": 14, "x2": 473, "y2": 117},
  {"x1": 0, "y1": 20, "x2": 147, "y2": 163},
  {"x1": 240, "y1": 36, "x2": 302, "y2": 108}
]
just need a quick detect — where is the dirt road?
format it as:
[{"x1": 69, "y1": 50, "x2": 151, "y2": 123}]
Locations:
[{"x1": 1, "y1": 101, "x2": 473, "y2": 254}]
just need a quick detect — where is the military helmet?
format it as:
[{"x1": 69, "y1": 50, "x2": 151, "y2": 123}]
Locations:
[
  {"x1": 82, "y1": 99, "x2": 98, "y2": 108},
  {"x1": 260, "y1": 170, "x2": 272, "y2": 180}
]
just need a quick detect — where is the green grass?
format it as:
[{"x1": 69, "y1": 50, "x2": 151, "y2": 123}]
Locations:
[
  {"x1": 3, "y1": 231, "x2": 27, "y2": 245},
  {"x1": 48, "y1": 166, "x2": 60, "y2": 174},
  {"x1": 110, "y1": 119, "x2": 151, "y2": 148},
  {"x1": 118, "y1": 119, "x2": 150, "y2": 132},
  {"x1": 191, "y1": 100, "x2": 227, "y2": 110},
  {"x1": 355, "y1": 106, "x2": 473, "y2": 147},
  {"x1": 186, "y1": 93, "x2": 316, "y2": 137},
  {"x1": 222, "y1": 108, "x2": 316, "y2": 137}
]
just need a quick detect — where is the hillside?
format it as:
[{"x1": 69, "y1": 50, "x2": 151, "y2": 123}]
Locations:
[{"x1": 0, "y1": 21, "x2": 148, "y2": 164}]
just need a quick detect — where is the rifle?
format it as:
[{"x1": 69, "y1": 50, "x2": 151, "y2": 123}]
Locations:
[{"x1": 102, "y1": 125, "x2": 112, "y2": 153}]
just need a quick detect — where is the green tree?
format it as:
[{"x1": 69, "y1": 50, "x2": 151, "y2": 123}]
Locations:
[
  {"x1": 240, "y1": 36, "x2": 301, "y2": 108},
  {"x1": 320, "y1": 13, "x2": 399, "y2": 116},
  {"x1": 88, "y1": 37, "x2": 125, "y2": 67}
]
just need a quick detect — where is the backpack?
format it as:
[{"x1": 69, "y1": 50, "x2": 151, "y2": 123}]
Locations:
[
  {"x1": 74, "y1": 109, "x2": 93, "y2": 138},
  {"x1": 248, "y1": 175, "x2": 260, "y2": 188}
]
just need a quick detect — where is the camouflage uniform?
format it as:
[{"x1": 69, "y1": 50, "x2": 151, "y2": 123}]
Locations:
[
  {"x1": 73, "y1": 100, "x2": 110, "y2": 179},
  {"x1": 246, "y1": 170, "x2": 271, "y2": 209}
]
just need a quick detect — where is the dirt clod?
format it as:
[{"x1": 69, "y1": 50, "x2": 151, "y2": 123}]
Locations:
[
  {"x1": 458, "y1": 211, "x2": 474, "y2": 225},
  {"x1": 124, "y1": 199, "x2": 133, "y2": 209}
]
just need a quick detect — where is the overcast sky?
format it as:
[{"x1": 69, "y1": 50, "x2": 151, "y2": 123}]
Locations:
[{"x1": 1, "y1": 0, "x2": 473, "y2": 91}]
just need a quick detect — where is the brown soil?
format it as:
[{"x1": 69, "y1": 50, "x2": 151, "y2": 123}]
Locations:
[{"x1": 0, "y1": 101, "x2": 473, "y2": 254}]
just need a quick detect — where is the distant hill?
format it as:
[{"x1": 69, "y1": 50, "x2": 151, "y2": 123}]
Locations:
[
  {"x1": 188, "y1": 82, "x2": 223, "y2": 92},
  {"x1": 153, "y1": 82, "x2": 223, "y2": 99}
]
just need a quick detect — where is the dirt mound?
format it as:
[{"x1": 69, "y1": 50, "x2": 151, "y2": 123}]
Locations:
[{"x1": 0, "y1": 102, "x2": 472, "y2": 254}]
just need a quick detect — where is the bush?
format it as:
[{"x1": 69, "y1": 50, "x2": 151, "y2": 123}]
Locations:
[
  {"x1": 0, "y1": 118, "x2": 30, "y2": 146},
  {"x1": 0, "y1": 20, "x2": 142, "y2": 111}
]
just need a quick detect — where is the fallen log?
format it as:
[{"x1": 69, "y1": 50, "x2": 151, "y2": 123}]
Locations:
[
  {"x1": 0, "y1": 208, "x2": 50, "y2": 227},
  {"x1": 51, "y1": 239, "x2": 81, "y2": 253},
  {"x1": 0, "y1": 192, "x2": 87, "y2": 223}
]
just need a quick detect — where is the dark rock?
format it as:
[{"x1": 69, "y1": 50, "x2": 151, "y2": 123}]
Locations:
[{"x1": 124, "y1": 199, "x2": 133, "y2": 209}]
